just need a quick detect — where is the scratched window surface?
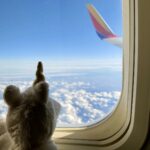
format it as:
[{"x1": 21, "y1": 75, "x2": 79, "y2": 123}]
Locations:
[{"x1": 0, "y1": 0, "x2": 122, "y2": 127}]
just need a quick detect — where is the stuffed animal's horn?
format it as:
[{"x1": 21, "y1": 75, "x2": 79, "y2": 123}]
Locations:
[{"x1": 33, "y1": 61, "x2": 45, "y2": 86}]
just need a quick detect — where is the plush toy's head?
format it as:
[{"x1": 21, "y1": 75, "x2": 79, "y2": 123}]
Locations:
[{"x1": 3, "y1": 62, "x2": 59, "y2": 150}]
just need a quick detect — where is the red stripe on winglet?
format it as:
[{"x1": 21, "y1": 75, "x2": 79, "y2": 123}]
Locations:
[{"x1": 89, "y1": 12, "x2": 116, "y2": 38}]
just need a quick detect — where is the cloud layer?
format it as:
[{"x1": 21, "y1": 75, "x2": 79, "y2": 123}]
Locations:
[{"x1": 0, "y1": 79, "x2": 120, "y2": 127}]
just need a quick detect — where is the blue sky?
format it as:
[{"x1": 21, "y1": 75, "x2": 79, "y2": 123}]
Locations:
[{"x1": 0, "y1": 0, "x2": 122, "y2": 69}]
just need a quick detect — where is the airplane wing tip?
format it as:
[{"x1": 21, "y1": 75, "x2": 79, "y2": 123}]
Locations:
[{"x1": 86, "y1": 3, "x2": 122, "y2": 48}]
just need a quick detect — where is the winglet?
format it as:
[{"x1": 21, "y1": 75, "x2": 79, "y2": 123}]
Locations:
[{"x1": 87, "y1": 4, "x2": 117, "y2": 39}]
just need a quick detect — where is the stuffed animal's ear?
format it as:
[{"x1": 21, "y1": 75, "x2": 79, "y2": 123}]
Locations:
[
  {"x1": 34, "y1": 82, "x2": 49, "y2": 103},
  {"x1": 3, "y1": 85, "x2": 21, "y2": 107}
]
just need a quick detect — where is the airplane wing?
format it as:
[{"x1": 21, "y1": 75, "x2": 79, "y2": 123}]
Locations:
[{"x1": 87, "y1": 4, "x2": 123, "y2": 48}]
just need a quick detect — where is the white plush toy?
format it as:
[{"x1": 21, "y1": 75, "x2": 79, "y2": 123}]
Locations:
[{"x1": 0, "y1": 62, "x2": 61, "y2": 150}]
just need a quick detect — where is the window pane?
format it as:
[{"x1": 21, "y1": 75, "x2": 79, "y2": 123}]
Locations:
[{"x1": 0, "y1": 0, "x2": 122, "y2": 127}]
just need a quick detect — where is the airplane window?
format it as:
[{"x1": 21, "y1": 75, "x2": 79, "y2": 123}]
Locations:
[{"x1": 0, "y1": 0, "x2": 122, "y2": 127}]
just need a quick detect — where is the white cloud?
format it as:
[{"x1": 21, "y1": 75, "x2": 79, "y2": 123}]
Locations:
[
  {"x1": 49, "y1": 81, "x2": 121, "y2": 126},
  {"x1": 0, "y1": 80, "x2": 121, "y2": 127},
  {"x1": 0, "y1": 100, "x2": 7, "y2": 119}
]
